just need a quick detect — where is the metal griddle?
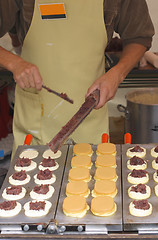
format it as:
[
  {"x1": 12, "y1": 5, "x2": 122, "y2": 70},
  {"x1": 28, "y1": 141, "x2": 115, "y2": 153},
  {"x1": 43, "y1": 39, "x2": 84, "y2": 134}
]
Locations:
[
  {"x1": 0, "y1": 144, "x2": 69, "y2": 232},
  {"x1": 122, "y1": 144, "x2": 158, "y2": 233},
  {"x1": 55, "y1": 144, "x2": 123, "y2": 234}
]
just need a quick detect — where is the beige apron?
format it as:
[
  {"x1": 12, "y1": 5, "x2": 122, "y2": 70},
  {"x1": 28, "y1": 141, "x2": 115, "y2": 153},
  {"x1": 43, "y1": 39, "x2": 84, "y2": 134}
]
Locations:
[{"x1": 12, "y1": 0, "x2": 108, "y2": 156}]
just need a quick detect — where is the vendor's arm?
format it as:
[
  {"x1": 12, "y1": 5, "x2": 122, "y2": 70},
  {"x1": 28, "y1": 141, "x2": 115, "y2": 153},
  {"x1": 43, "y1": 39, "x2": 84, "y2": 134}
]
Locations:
[
  {"x1": 86, "y1": 43, "x2": 146, "y2": 109},
  {"x1": 0, "y1": 46, "x2": 43, "y2": 90}
]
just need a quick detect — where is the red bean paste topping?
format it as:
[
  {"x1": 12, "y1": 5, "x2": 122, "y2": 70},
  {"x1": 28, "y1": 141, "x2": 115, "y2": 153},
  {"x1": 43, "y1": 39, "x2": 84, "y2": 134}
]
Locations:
[
  {"x1": 33, "y1": 184, "x2": 49, "y2": 194},
  {"x1": 155, "y1": 157, "x2": 158, "y2": 163},
  {"x1": 133, "y1": 200, "x2": 150, "y2": 210},
  {"x1": 6, "y1": 186, "x2": 22, "y2": 195},
  {"x1": 131, "y1": 184, "x2": 146, "y2": 194},
  {"x1": 41, "y1": 157, "x2": 56, "y2": 167},
  {"x1": 29, "y1": 201, "x2": 46, "y2": 211},
  {"x1": 0, "y1": 200, "x2": 17, "y2": 210},
  {"x1": 130, "y1": 146, "x2": 144, "y2": 152},
  {"x1": 130, "y1": 169, "x2": 147, "y2": 178},
  {"x1": 12, "y1": 170, "x2": 27, "y2": 181},
  {"x1": 154, "y1": 146, "x2": 158, "y2": 153},
  {"x1": 37, "y1": 169, "x2": 52, "y2": 180},
  {"x1": 16, "y1": 157, "x2": 31, "y2": 167},
  {"x1": 130, "y1": 156, "x2": 145, "y2": 165},
  {"x1": 156, "y1": 170, "x2": 158, "y2": 176}
]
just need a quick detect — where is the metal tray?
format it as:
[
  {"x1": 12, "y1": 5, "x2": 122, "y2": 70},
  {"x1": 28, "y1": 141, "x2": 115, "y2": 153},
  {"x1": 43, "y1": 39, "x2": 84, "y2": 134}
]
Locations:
[
  {"x1": 122, "y1": 144, "x2": 158, "y2": 232},
  {"x1": 0, "y1": 144, "x2": 69, "y2": 231},
  {"x1": 55, "y1": 144, "x2": 122, "y2": 234}
]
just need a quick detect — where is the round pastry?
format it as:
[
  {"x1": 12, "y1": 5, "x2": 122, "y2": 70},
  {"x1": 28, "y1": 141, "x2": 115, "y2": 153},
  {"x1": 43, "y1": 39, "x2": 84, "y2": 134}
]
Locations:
[
  {"x1": 94, "y1": 167, "x2": 118, "y2": 182},
  {"x1": 14, "y1": 157, "x2": 37, "y2": 172},
  {"x1": 151, "y1": 146, "x2": 158, "y2": 158},
  {"x1": 92, "y1": 180, "x2": 117, "y2": 198},
  {"x1": 0, "y1": 200, "x2": 21, "y2": 217},
  {"x1": 128, "y1": 184, "x2": 151, "y2": 200},
  {"x1": 24, "y1": 200, "x2": 52, "y2": 217},
  {"x1": 63, "y1": 195, "x2": 89, "y2": 218},
  {"x1": 73, "y1": 143, "x2": 93, "y2": 156},
  {"x1": 42, "y1": 149, "x2": 61, "y2": 159},
  {"x1": 129, "y1": 199, "x2": 152, "y2": 217},
  {"x1": 91, "y1": 196, "x2": 117, "y2": 216},
  {"x1": 95, "y1": 155, "x2": 116, "y2": 168},
  {"x1": 30, "y1": 184, "x2": 55, "y2": 200},
  {"x1": 71, "y1": 155, "x2": 92, "y2": 169},
  {"x1": 39, "y1": 157, "x2": 59, "y2": 171},
  {"x1": 127, "y1": 156, "x2": 147, "y2": 170},
  {"x1": 96, "y1": 143, "x2": 116, "y2": 156},
  {"x1": 154, "y1": 184, "x2": 158, "y2": 197},
  {"x1": 2, "y1": 186, "x2": 26, "y2": 200},
  {"x1": 126, "y1": 145, "x2": 146, "y2": 158},
  {"x1": 153, "y1": 170, "x2": 158, "y2": 183},
  {"x1": 66, "y1": 181, "x2": 90, "y2": 198},
  {"x1": 127, "y1": 169, "x2": 149, "y2": 184},
  {"x1": 9, "y1": 170, "x2": 31, "y2": 185},
  {"x1": 34, "y1": 169, "x2": 56, "y2": 185},
  {"x1": 68, "y1": 167, "x2": 91, "y2": 182},
  {"x1": 152, "y1": 157, "x2": 158, "y2": 170},
  {"x1": 19, "y1": 149, "x2": 38, "y2": 159}
]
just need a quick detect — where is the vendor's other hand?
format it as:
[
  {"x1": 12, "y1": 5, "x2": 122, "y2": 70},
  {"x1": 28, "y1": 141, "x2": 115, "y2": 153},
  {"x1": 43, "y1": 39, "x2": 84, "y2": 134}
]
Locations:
[
  {"x1": 12, "y1": 58, "x2": 43, "y2": 90},
  {"x1": 86, "y1": 66, "x2": 123, "y2": 109}
]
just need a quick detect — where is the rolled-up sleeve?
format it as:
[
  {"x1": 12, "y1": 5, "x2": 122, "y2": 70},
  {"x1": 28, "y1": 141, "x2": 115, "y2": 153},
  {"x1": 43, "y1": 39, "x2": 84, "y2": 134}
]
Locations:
[
  {"x1": 114, "y1": 0, "x2": 155, "y2": 49},
  {"x1": 0, "y1": 0, "x2": 20, "y2": 37}
]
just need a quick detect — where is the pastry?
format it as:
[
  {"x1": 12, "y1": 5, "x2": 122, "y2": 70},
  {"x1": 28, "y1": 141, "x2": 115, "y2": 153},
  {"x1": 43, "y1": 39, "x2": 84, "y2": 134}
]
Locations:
[
  {"x1": 154, "y1": 184, "x2": 158, "y2": 197},
  {"x1": 94, "y1": 167, "x2": 118, "y2": 182},
  {"x1": 66, "y1": 181, "x2": 90, "y2": 198},
  {"x1": 9, "y1": 170, "x2": 31, "y2": 185},
  {"x1": 34, "y1": 169, "x2": 56, "y2": 184},
  {"x1": 96, "y1": 143, "x2": 116, "y2": 156},
  {"x1": 2, "y1": 186, "x2": 26, "y2": 200},
  {"x1": 127, "y1": 156, "x2": 147, "y2": 170},
  {"x1": 24, "y1": 200, "x2": 52, "y2": 217},
  {"x1": 73, "y1": 143, "x2": 93, "y2": 156},
  {"x1": 39, "y1": 157, "x2": 59, "y2": 171},
  {"x1": 152, "y1": 157, "x2": 158, "y2": 169},
  {"x1": 42, "y1": 149, "x2": 61, "y2": 159},
  {"x1": 153, "y1": 170, "x2": 158, "y2": 183},
  {"x1": 19, "y1": 149, "x2": 38, "y2": 159},
  {"x1": 30, "y1": 184, "x2": 55, "y2": 200},
  {"x1": 95, "y1": 155, "x2": 116, "y2": 168},
  {"x1": 92, "y1": 180, "x2": 117, "y2": 198},
  {"x1": 129, "y1": 199, "x2": 152, "y2": 217},
  {"x1": 128, "y1": 184, "x2": 151, "y2": 200},
  {"x1": 71, "y1": 155, "x2": 92, "y2": 169},
  {"x1": 0, "y1": 200, "x2": 21, "y2": 217},
  {"x1": 63, "y1": 195, "x2": 89, "y2": 218},
  {"x1": 127, "y1": 169, "x2": 149, "y2": 184},
  {"x1": 91, "y1": 196, "x2": 117, "y2": 216},
  {"x1": 151, "y1": 146, "x2": 158, "y2": 158},
  {"x1": 126, "y1": 145, "x2": 146, "y2": 158},
  {"x1": 14, "y1": 157, "x2": 37, "y2": 172},
  {"x1": 68, "y1": 167, "x2": 91, "y2": 182}
]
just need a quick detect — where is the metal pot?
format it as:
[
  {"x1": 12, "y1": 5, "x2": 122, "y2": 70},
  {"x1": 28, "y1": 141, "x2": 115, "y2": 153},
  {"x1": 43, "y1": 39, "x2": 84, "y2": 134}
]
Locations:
[{"x1": 117, "y1": 88, "x2": 158, "y2": 144}]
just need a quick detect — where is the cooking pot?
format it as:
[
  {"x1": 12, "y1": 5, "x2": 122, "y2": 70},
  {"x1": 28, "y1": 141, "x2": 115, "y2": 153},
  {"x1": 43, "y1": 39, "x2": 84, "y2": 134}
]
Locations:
[{"x1": 117, "y1": 88, "x2": 158, "y2": 144}]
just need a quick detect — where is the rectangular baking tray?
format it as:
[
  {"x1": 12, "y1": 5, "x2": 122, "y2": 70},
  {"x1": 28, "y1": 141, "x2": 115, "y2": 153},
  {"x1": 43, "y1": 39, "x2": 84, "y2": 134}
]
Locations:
[
  {"x1": 122, "y1": 143, "x2": 158, "y2": 232},
  {"x1": 55, "y1": 144, "x2": 122, "y2": 233},
  {"x1": 0, "y1": 144, "x2": 69, "y2": 230}
]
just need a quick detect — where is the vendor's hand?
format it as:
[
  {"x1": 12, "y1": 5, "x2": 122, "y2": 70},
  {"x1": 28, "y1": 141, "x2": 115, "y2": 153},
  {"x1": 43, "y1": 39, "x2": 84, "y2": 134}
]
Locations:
[
  {"x1": 12, "y1": 58, "x2": 43, "y2": 90},
  {"x1": 86, "y1": 66, "x2": 123, "y2": 109}
]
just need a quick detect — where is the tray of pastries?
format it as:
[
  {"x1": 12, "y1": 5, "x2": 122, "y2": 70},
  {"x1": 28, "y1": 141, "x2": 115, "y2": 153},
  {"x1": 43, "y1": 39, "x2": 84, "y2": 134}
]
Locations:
[
  {"x1": 55, "y1": 142, "x2": 122, "y2": 232},
  {"x1": 0, "y1": 144, "x2": 68, "y2": 229}
]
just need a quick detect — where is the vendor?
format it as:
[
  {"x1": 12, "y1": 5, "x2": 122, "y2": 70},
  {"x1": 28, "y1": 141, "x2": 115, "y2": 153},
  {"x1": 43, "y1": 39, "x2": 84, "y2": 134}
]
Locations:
[{"x1": 0, "y1": 0, "x2": 154, "y2": 156}]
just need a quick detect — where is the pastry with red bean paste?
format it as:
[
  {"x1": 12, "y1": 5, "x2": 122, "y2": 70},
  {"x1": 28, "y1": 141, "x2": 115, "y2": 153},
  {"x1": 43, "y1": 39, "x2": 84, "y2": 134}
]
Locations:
[
  {"x1": 39, "y1": 157, "x2": 59, "y2": 171},
  {"x1": 127, "y1": 169, "x2": 149, "y2": 184},
  {"x1": 151, "y1": 146, "x2": 158, "y2": 158},
  {"x1": 9, "y1": 170, "x2": 31, "y2": 185},
  {"x1": 153, "y1": 170, "x2": 158, "y2": 183},
  {"x1": 24, "y1": 200, "x2": 52, "y2": 217},
  {"x1": 127, "y1": 156, "x2": 147, "y2": 170},
  {"x1": 128, "y1": 184, "x2": 151, "y2": 200},
  {"x1": 129, "y1": 199, "x2": 152, "y2": 217},
  {"x1": 30, "y1": 184, "x2": 54, "y2": 200},
  {"x1": 14, "y1": 157, "x2": 37, "y2": 172},
  {"x1": 34, "y1": 169, "x2": 56, "y2": 184},
  {"x1": 152, "y1": 157, "x2": 158, "y2": 169},
  {"x1": 2, "y1": 185, "x2": 26, "y2": 200},
  {"x1": 0, "y1": 200, "x2": 21, "y2": 217},
  {"x1": 126, "y1": 145, "x2": 146, "y2": 158}
]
